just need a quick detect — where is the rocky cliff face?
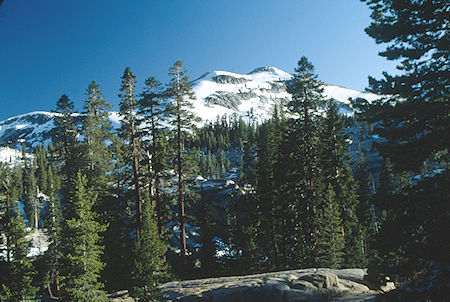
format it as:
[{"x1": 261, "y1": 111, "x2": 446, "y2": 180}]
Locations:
[{"x1": 160, "y1": 268, "x2": 382, "y2": 301}]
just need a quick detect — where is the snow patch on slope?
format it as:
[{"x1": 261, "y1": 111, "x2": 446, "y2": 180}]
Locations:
[
  {"x1": 191, "y1": 67, "x2": 292, "y2": 123},
  {"x1": 190, "y1": 67, "x2": 379, "y2": 122}
]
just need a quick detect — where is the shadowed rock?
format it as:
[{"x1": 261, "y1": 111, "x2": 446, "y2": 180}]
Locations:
[{"x1": 160, "y1": 268, "x2": 381, "y2": 301}]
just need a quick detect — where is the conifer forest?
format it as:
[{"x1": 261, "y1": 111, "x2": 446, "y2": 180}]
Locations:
[{"x1": 0, "y1": 0, "x2": 448, "y2": 301}]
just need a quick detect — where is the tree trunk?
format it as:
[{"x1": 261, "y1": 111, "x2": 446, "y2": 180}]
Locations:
[
  {"x1": 34, "y1": 206, "x2": 39, "y2": 229},
  {"x1": 146, "y1": 150, "x2": 154, "y2": 206},
  {"x1": 5, "y1": 188, "x2": 10, "y2": 263},
  {"x1": 177, "y1": 111, "x2": 187, "y2": 257},
  {"x1": 155, "y1": 172, "x2": 163, "y2": 235},
  {"x1": 131, "y1": 123, "x2": 142, "y2": 238}
]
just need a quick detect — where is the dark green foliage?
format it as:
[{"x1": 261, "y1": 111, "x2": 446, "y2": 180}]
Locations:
[
  {"x1": 354, "y1": 152, "x2": 375, "y2": 266},
  {"x1": 0, "y1": 165, "x2": 36, "y2": 301},
  {"x1": 198, "y1": 187, "x2": 217, "y2": 277},
  {"x1": 60, "y1": 172, "x2": 107, "y2": 301},
  {"x1": 52, "y1": 94, "x2": 80, "y2": 183},
  {"x1": 319, "y1": 101, "x2": 364, "y2": 267},
  {"x1": 316, "y1": 184, "x2": 345, "y2": 269},
  {"x1": 284, "y1": 57, "x2": 326, "y2": 267},
  {"x1": 166, "y1": 60, "x2": 201, "y2": 258},
  {"x1": 22, "y1": 155, "x2": 40, "y2": 229},
  {"x1": 373, "y1": 171, "x2": 449, "y2": 282},
  {"x1": 359, "y1": 0, "x2": 450, "y2": 285},
  {"x1": 137, "y1": 76, "x2": 169, "y2": 235},
  {"x1": 81, "y1": 80, "x2": 113, "y2": 192},
  {"x1": 131, "y1": 199, "x2": 169, "y2": 301},
  {"x1": 118, "y1": 67, "x2": 143, "y2": 238},
  {"x1": 240, "y1": 139, "x2": 256, "y2": 184},
  {"x1": 254, "y1": 110, "x2": 284, "y2": 270},
  {"x1": 357, "y1": 0, "x2": 449, "y2": 171},
  {"x1": 0, "y1": 203, "x2": 37, "y2": 301},
  {"x1": 35, "y1": 144, "x2": 49, "y2": 195},
  {"x1": 42, "y1": 178, "x2": 63, "y2": 299},
  {"x1": 225, "y1": 187, "x2": 263, "y2": 275}
]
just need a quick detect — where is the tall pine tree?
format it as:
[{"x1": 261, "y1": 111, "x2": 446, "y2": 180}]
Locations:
[
  {"x1": 284, "y1": 56, "x2": 325, "y2": 267},
  {"x1": 356, "y1": 0, "x2": 449, "y2": 286},
  {"x1": 137, "y1": 76, "x2": 169, "y2": 235},
  {"x1": 60, "y1": 172, "x2": 107, "y2": 301},
  {"x1": 118, "y1": 67, "x2": 143, "y2": 238},
  {"x1": 131, "y1": 197, "x2": 169, "y2": 301},
  {"x1": 81, "y1": 80, "x2": 113, "y2": 193},
  {"x1": 319, "y1": 100, "x2": 364, "y2": 267},
  {"x1": 166, "y1": 61, "x2": 200, "y2": 257}
]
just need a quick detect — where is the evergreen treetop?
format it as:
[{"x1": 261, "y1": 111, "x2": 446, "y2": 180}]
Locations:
[{"x1": 356, "y1": 0, "x2": 449, "y2": 171}]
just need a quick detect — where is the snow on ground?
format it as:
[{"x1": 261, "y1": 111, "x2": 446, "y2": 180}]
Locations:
[
  {"x1": 323, "y1": 84, "x2": 379, "y2": 104},
  {"x1": 26, "y1": 229, "x2": 49, "y2": 257},
  {"x1": 0, "y1": 146, "x2": 33, "y2": 166},
  {"x1": 214, "y1": 236, "x2": 239, "y2": 259}
]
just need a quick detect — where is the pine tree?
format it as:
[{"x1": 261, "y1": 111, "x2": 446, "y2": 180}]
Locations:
[
  {"x1": 22, "y1": 154, "x2": 40, "y2": 229},
  {"x1": 225, "y1": 186, "x2": 262, "y2": 275},
  {"x1": 102, "y1": 134, "x2": 135, "y2": 292},
  {"x1": 53, "y1": 94, "x2": 81, "y2": 222},
  {"x1": 53, "y1": 94, "x2": 79, "y2": 181},
  {"x1": 354, "y1": 152, "x2": 375, "y2": 266},
  {"x1": 35, "y1": 144, "x2": 49, "y2": 195},
  {"x1": 355, "y1": 2, "x2": 450, "y2": 283},
  {"x1": 255, "y1": 110, "x2": 284, "y2": 270},
  {"x1": 60, "y1": 172, "x2": 107, "y2": 301},
  {"x1": 166, "y1": 60, "x2": 200, "y2": 257},
  {"x1": 240, "y1": 139, "x2": 256, "y2": 184},
  {"x1": 118, "y1": 67, "x2": 143, "y2": 238},
  {"x1": 198, "y1": 186, "x2": 217, "y2": 277},
  {"x1": 284, "y1": 56, "x2": 326, "y2": 267},
  {"x1": 131, "y1": 198, "x2": 169, "y2": 301},
  {"x1": 316, "y1": 184, "x2": 345, "y2": 269},
  {"x1": 270, "y1": 117, "x2": 297, "y2": 269},
  {"x1": 137, "y1": 76, "x2": 168, "y2": 235},
  {"x1": 319, "y1": 100, "x2": 365, "y2": 267},
  {"x1": 359, "y1": 0, "x2": 449, "y2": 171},
  {"x1": 42, "y1": 173, "x2": 63, "y2": 299},
  {"x1": 0, "y1": 165, "x2": 36, "y2": 301},
  {"x1": 81, "y1": 80, "x2": 113, "y2": 193}
]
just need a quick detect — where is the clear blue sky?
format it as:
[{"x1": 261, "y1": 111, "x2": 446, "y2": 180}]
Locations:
[{"x1": 0, "y1": 0, "x2": 397, "y2": 121}]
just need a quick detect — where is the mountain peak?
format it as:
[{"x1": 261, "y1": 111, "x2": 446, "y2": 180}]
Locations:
[{"x1": 248, "y1": 66, "x2": 290, "y2": 77}]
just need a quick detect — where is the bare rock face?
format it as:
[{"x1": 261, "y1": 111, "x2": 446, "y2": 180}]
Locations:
[{"x1": 159, "y1": 268, "x2": 379, "y2": 301}]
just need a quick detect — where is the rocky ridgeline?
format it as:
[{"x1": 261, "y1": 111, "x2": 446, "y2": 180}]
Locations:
[{"x1": 159, "y1": 268, "x2": 387, "y2": 302}]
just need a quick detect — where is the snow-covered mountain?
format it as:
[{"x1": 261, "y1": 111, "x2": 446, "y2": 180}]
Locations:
[
  {"x1": 0, "y1": 67, "x2": 379, "y2": 152},
  {"x1": 191, "y1": 66, "x2": 378, "y2": 122}
]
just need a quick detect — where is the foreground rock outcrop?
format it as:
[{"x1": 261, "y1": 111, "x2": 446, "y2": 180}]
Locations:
[{"x1": 160, "y1": 268, "x2": 379, "y2": 301}]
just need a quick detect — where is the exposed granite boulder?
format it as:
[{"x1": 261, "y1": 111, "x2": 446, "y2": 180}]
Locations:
[
  {"x1": 160, "y1": 268, "x2": 380, "y2": 301},
  {"x1": 212, "y1": 75, "x2": 249, "y2": 85},
  {"x1": 205, "y1": 92, "x2": 243, "y2": 110},
  {"x1": 108, "y1": 290, "x2": 135, "y2": 301}
]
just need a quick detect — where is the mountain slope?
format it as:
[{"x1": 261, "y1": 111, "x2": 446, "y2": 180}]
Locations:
[
  {"x1": 190, "y1": 66, "x2": 379, "y2": 122},
  {"x1": 0, "y1": 67, "x2": 379, "y2": 150}
]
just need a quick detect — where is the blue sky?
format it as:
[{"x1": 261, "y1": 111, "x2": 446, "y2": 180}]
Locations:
[{"x1": 0, "y1": 0, "x2": 397, "y2": 120}]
